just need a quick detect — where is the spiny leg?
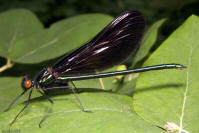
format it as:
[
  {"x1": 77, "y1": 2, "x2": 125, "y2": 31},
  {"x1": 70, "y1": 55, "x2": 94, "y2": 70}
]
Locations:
[
  {"x1": 10, "y1": 88, "x2": 33, "y2": 126},
  {"x1": 36, "y1": 88, "x2": 53, "y2": 128},
  {"x1": 70, "y1": 81, "x2": 86, "y2": 112},
  {"x1": 4, "y1": 90, "x2": 27, "y2": 112},
  {"x1": 37, "y1": 83, "x2": 86, "y2": 127}
]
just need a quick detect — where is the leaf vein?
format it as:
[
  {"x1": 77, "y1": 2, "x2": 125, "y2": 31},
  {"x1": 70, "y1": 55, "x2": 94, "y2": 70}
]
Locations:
[{"x1": 179, "y1": 18, "x2": 194, "y2": 132}]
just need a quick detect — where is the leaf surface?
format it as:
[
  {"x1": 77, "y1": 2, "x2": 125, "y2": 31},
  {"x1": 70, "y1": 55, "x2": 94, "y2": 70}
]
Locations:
[{"x1": 134, "y1": 15, "x2": 199, "y2": 133}]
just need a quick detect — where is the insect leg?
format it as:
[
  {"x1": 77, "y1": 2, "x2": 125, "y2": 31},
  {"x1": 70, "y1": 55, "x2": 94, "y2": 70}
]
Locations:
[
  {"x1": 36, "y1": 88, "x2": 54, "y2": 128},
  {"x1": 70, "y1": 81, "x2": 86, "y2": 112},
  {"x1": 4, "y1": 90, "x2": 27, "y2": 112},
  {"x1": 42, "y1": 86, "x2": 72, "y2": 91},
  {"x1": 10, "y1": 88, "x2": 33, "y2": 126}
]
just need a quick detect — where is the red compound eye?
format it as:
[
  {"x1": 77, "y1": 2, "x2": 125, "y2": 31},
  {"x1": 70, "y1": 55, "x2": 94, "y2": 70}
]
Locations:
[{"x1": 23, "y1": 80, "x2": 32, "y2": 89}]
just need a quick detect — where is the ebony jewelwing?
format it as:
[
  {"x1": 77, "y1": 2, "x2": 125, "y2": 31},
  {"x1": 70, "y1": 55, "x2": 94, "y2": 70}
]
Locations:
[{"x1": 5, "y1": 10, "x2": 185, "y2": 128}]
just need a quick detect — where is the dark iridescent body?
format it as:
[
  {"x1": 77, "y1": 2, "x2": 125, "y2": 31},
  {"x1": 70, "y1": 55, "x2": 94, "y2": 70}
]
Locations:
[{"x1": 5, "y1": 10, "x2": 185, "y2": 128}]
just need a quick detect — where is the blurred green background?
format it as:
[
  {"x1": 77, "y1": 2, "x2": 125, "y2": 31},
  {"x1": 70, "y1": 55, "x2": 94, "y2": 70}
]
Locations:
[{"x1": 0, "y1": 0, "x2": 198, "y2": 33}]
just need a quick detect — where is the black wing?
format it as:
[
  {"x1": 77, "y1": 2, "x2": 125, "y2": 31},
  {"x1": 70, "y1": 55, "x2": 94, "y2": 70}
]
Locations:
[{"x1": 52, "y1": 10, "x2": 145, "y2": 76}]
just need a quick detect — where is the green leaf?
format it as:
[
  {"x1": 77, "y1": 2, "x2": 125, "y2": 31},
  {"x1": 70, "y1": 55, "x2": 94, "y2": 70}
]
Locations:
[
  {"x1": 133, "y1": 19, "x2": 166, "y2": 65},
  {"x1": 0, "y1": 92, "x2": 162, "y2": 132},
  {"x1": 0, "y1": 9, "x2": 44, "y2": 58},
  {"x1": 134, "y1": 15, "x2": 199, "y2": 133},
  {"x1": 9, "y1": 14, "x2": 113, "y2": 63},
  {"x1": 0, "y1": 77, "x2": 22, "y2": 112},
  {"x1": 115, "y1": 73, "x2": 139, "y2": 96}
]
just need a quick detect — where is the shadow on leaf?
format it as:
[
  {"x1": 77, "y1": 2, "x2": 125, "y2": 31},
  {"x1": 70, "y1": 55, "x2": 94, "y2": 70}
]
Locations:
[{"x1": 134, "y1": 83, "x2": 185, "y2": 94}]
